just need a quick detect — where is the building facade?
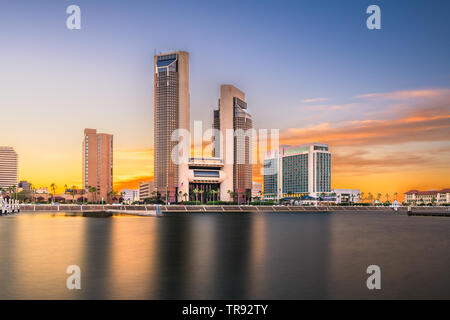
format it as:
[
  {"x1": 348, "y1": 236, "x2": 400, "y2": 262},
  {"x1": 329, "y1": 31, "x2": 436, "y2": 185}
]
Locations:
[
  {"x1": 332, "y1": 189, "x2": 360, "y2": 204},
  {"x1": 264, "y1": 143, "x2": 331, "y2": 200},
  {"x1": 252, "y1": 182, "x2": 262, "y2": 199},
  {"x1": 83, "y1": 128, "x2": 113, "y2": 203},
  {"x1": 18, "y1": 181, "x2": 31, "y2": 192},
  {"x1": 0, "y1": 147, "x2": 18, "y2": 188},
  {"x1": 120, "y1": 188, "x2": 139, "y2": 203},
  {"x1": 139, "y1": 181, "x2": 154, "y2": 200},
  {"x1": 404, "y1": 189, "x2": 450, "y2": 204},
  {"x1": 154, "y1": 51, "x2": 190, "y2": 202},
  {"x1": 212, "y1": 85, "x2": 253, "y2": 204}
]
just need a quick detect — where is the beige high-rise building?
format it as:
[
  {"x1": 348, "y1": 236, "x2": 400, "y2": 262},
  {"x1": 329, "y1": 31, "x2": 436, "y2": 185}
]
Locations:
[
  {"x1": 154, "y1": 51, "x2": 190, "y2": 202},
  {"x1": 213, "y1": 85, "x2": 253, "y2": 203},
  {"x1": 83, "y1": 129, "x2": 113, "y2": 203},
  {"x1": 0, "y1": 147, "x2": 18, "y2": 188}
]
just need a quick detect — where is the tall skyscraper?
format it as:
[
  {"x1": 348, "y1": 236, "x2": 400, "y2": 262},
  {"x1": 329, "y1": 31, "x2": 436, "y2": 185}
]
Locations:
[
  {"x1": 154, "y1": 51, "x2": 190, "y2": 202},
  {"x1": 0, "y1": 147, "x2": 18, "y2": 188},
  {"x1": 213, "y1": 85, "x2": 253, "y2": 203},
  {"x1": 264, "y1": 143, "x2": 331, "y2": 200},
  {"x1": 83, "y1": 129, "x2": 113, "y2": 203}
]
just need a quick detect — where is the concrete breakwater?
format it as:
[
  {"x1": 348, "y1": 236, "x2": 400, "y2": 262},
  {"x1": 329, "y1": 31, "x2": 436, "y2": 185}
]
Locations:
[{"x1": 16, "y1": 204, "x2": 449, "y2": 215}]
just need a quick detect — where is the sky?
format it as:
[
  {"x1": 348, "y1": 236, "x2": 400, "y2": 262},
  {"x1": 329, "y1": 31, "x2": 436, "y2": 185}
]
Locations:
[{"x1": 0, "y1": 0, "x2": 449, "y2": 199}]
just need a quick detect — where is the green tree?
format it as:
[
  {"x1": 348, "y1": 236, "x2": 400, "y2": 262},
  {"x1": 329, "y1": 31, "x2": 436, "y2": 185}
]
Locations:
[{"x1": 193, "y1": 188, "x2": 199, "y2": 202}]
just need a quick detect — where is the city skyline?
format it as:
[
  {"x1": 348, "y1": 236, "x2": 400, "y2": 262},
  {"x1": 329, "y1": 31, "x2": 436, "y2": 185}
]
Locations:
[{"x1": 1, "y1": 0, "x2": 449, "y2": 198}]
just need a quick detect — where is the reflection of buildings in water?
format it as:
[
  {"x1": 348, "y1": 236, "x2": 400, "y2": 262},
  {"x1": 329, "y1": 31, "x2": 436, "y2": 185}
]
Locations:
[
  {"x1": 154, "y1": 214, "x2": 193, "y2": 299},
  {"x1": 211, "y1": 213, "x2": 253, "y2": 299},
  {"x1": 81, "y1": 218, "x2": 114, "y2": 299},
  {"x1": 183, "y1": 215, "x2": 217, "y2": 298},
  {"x1": 0, "y1": 216, "x2": 17, "y2": 298},
  {"x1": 257, "y1": 214, "x2": 330, "y2": 299},
  {"x1": 108, "y1": 217, "x2": 159, "y2": 299},
  {"x1": 0, "y1": 216, "x2": 87, "y2": 299}
]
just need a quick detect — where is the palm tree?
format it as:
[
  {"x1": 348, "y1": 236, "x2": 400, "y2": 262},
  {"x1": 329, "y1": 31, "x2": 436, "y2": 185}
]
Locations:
[
  {"x1": 228, "y1": 189, "x2": 236, "y2": 203},
  {"x1": 71, "y1": 185, "x2": 77, "y2": 203},
  {"x1": 385, "y1": 193, "x2": 390, "y2": 203},
  {"x1": 211, "y1": 190, "x2": 218, "y2": 204},
  {"x1": 193, "y1": 188, "x2": 199, "y2": 202},
  {"x1": 376, "y1": 193, "x2": 382, "y2": 204},
  {"x1": 360, "y1": 192, "x2": 365, "y2": 203},
  {"x1": 198, "y1": 190, "x2": 204, "y2": 204},
  {"x1": 107, "y1": 190, "x2": 115, "y2": 204},
  {"x1": 394, "y1": 192, "x2": 398, "y2": 201},
  {"x1": 50, "y1": 183, "x2": 57, "y2": 203},
  {"x1": 207, "y1": 189, "x2": 214, "y2": 203},
  {"x1": 368, "y1": 192, "x2": 374, "y2": 204},
  {"x1": 183, "y1": 192, "x2": 188, "y2": 202},
  {"x1": 88, "y1": 186, "x2": 97, "y2": 203},
  {"x1": 245, "y1": 190, "x2": 252, "y2": 204}
]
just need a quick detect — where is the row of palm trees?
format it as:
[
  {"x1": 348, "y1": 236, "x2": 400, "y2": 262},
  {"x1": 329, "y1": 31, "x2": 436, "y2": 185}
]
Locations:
[
  {"x1": 360, "y1": 192, "x2": 399, "y2": 204},
  {"x1": 11, "y1": 182, "x2": 120, "y2": 204},
  {"x1": 0, "y1": 186, "x2": 18, "y2": 200}
]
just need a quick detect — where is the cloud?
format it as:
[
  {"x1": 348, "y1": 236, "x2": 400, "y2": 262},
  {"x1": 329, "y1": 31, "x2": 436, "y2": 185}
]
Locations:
[
  {"x1": 354, "y1": 88, "x2": 449, "y2": 101},
  {"x1": 282, "y1": 89, "x2": 450, "y2": 147},
  {"x1": 302, "y1": 97, "x2": 328, "y2": 103},
  {"x1": 304, "y1": 103, "x2": 358, "y2": 111}
]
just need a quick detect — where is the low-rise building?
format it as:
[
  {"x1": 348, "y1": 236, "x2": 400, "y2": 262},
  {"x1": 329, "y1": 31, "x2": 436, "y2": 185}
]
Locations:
[
  {"x1": 252, "y1": 182, "x2": 262, "y2": 199},
  {"x1": 139, "y1": 181, "x2": 154, "y2": 200},
  {"x1": 332, "y1": 189, "x2": 360, "y2": 204},
  {"x1": 35, "y1": 187, "x2": 49, "y2": 194},
  {"x1": 404, "y1": 189, "x2": 450, "y2": 204},
  {"x1": 18, "y1": 181, "x2": 31, "y2": 192},
  {"x1": 120, "y1": 188, "x2": 139, "y2": 203}
]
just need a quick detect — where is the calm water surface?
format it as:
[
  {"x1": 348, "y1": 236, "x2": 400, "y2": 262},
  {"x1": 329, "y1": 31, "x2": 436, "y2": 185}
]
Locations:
[{"x1": 0, "y1": 211, "x2": 449, "y2": 299}]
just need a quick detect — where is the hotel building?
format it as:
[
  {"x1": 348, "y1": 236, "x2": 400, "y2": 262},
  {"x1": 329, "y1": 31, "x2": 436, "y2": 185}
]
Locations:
[
  {"x1": 83, "y1": 128, "x2": 113, "y2": 203},
  {"x1": 264, "y1": 143, "x2": 331, "y2": 200},
  {"x1": 212, "y1": 85, "x2": 253, "y2": 204},
  {"x1": 154, "y1": 51, "x2": 190, "y2": 202},
  {"x1": 0, "y1": 147, "x2": 18, "y2": 188},
  {"x1": 404, "y1": 189, "x2": 450, "y2": 204}
]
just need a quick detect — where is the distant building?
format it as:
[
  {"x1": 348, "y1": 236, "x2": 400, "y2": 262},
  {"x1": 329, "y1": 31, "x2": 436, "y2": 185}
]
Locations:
[
  {"x1": 139, "y1": 181, "x2": 154, "y2": 200},
  {"x1": 0, "y1": 147, "x2": 18, "y2": 188},
  {"x1": 404, "y1": 189, "x2": 450, "y2": 204},
  {"x1": 35, "y1": 187, "x2": 49, "y2": 194},
  {"x1": 264, "y1": 143, "x2": 331, "y2": 200},
  {"x1": 18, "y1": 181, "x2": 31, "y2": 192},
  {"x1": 83, "y1": 128, "x2": 113, "y2": 203},
  {"x1": 333, "y1": 189, "x2": 360, "y2": 204},
  {"x1": 252, "y1": 182, "x2": 262, "y2": 199},
  {"x1": 120, "y1": 188, "x2": 139, "y2": 203}
]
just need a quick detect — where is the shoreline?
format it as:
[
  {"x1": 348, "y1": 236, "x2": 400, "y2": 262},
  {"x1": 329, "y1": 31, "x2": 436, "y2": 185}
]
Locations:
[{"x1": 14, "y1": 204, "x2": 450, "y2": 216}]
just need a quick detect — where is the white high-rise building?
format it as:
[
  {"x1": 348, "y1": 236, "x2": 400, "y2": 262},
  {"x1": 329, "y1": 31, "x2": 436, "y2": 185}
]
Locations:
[
  {"x1": 0, "y1": 147, "x2": 18, "y2": 188},
  {"x1": 263, "y1": 143, "x2": 331, "y2": 200}
]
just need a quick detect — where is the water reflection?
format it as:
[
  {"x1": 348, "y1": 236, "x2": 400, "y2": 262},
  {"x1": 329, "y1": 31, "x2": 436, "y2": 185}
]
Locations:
[{"x1": 1, "y1": 212, "x2": 450, "y2": 299}]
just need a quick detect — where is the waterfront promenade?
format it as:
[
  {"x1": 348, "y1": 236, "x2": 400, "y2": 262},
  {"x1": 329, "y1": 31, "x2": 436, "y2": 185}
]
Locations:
[{"x1": 15, "y1": 204, "x2": 450, "y2": 216}]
